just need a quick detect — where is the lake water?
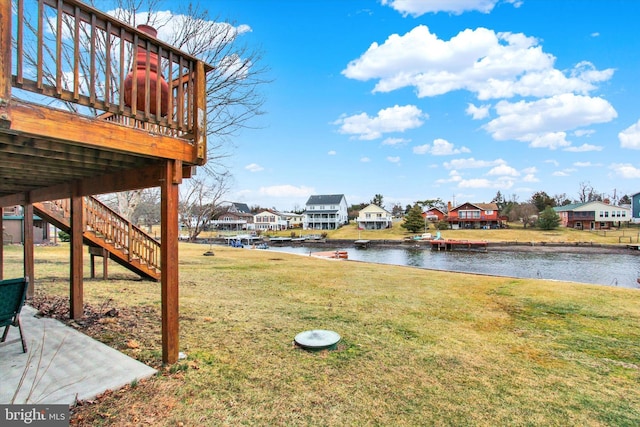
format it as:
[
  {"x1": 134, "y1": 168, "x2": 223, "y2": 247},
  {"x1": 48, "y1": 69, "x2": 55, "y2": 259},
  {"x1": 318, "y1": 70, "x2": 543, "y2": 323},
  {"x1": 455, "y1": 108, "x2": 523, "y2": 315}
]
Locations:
[{"x1": 265, "y1": 245, "x2": 640, "y2": 289}]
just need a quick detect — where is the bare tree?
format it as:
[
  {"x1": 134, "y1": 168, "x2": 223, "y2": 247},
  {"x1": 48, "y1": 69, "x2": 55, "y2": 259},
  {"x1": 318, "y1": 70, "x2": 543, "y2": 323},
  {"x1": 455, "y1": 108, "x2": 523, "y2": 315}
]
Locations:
[
  {"x1": 178, "y1": 172, "x2": 231, "y2": 241},
  {"x1": 577, "y1": 181, "x2": 602, "y2": 203}
]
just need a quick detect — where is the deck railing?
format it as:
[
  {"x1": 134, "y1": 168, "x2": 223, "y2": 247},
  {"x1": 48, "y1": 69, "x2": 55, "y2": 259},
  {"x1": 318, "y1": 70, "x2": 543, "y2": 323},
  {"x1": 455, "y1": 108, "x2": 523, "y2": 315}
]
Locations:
[
  {"x1": 46, "y1": 197, "x2": 160, "y2": 272},
  {"x1": 9, "y1": 0, "x2": 209, "y2": 152}
]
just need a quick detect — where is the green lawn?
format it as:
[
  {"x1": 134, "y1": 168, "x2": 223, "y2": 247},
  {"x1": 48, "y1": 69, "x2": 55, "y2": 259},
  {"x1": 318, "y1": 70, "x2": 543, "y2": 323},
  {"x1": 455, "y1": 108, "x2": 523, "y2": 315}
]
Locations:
[{"x1": 3, "y1": 242, "x2": 640, "y2": 426}]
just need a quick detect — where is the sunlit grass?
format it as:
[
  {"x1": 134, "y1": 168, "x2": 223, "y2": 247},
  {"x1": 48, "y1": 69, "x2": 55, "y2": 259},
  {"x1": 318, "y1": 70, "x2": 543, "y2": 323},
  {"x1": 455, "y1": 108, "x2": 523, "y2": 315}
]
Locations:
[{"x1": 3, "y1": 243, "x2": 640, "y2": 426}]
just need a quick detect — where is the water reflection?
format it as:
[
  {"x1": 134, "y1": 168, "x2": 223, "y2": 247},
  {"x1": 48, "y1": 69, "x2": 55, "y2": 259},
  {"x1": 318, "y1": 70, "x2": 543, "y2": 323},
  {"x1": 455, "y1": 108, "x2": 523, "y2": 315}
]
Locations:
[{"x1": 267, "y1": 246, "x2": 639, "y2": 289}]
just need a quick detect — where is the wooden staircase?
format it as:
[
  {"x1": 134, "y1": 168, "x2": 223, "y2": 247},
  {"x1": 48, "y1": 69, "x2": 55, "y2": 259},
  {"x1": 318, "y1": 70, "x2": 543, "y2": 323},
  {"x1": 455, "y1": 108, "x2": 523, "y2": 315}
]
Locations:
[{"x1": 33, "y1": 198, "x2": 161, "y2": 281}]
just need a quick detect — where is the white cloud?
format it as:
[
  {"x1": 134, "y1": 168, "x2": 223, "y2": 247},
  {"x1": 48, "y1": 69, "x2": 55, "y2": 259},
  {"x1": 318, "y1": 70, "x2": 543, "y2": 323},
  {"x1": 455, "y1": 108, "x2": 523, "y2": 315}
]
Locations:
[
  {"x1": 544, "y1": 159, "x2": 560, "y2": 167},
  {"x1": 487, "y1": 164, "x2": 519, "y2": 176},
  {"x1": 466, "y1": 103, "x2": 491, "y2": 120},
  {"x1": 458, "y1": 177, "x2": 515, "y2": 189},
  {"x1": 413, "y1": 138, "x2": 470, "y2": 155},
  {"x1": 361, "y1": 157, "x2": 371, "y2": 162},
  {"x1": 522, "y1": 174, "x2": 539, "y2": 183},
  {"x1": 564, "y1": 143, "x2": 603, "y2": 152},
  {"x1": 522, "y1": 167, "x2": 537, "y2": 174},
  {"x1": 258, "y1": 185, "x2": 315, "y2": 198},
  {"x1": 619, "y1": 119, "x2": 640, "y2": 149},
  {"x1": 484, "y1": 93, "x2": 617, "y2": 147},
  {"x1": 380, "y1": 0, "x2": 520, "y2": 17},
  {"x1": 343, "y1": 26, "x2": 613, "y2": 101},
  {"x1": 443, "y1": 157, "x2": 506, "y2": 170},
  {"x1": 334, "y1": 105, "x2": 426, "y2": 140},
  {"x1": 610, "y1": 163, "x2": 640, "y2": 179},
  {"x1": 328, "y1": 150, "x2": 337, "y2": 155},
  {"x1": 382, "y1": 137, "x2": 409, "y2": 146},
  {"x1": 573, "y1": 161, "x2": 594, "y2": 167},
  {"x1": 245, "y1": 163, "x2": 264, "y2": 172},
  {"x1": 573, "y1": 129, "x2": 595, "y2": 137},
  {"x1": 387, "y1": 156, "x2": 401, "y2": 163}
]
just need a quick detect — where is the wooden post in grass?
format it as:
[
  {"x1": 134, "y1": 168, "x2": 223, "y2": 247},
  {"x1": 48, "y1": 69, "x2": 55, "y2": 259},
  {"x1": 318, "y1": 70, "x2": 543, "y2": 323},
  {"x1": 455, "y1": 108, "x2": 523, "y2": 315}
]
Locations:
[
  {"x1": 161, "y1": 160, "x2": 180, "y2": 364},
  {"x1": 70, "y1": 193, "x2": 84, "y2": 319},
  {"x1": 23, "y1": 203, "x2": 34, "y2": 297}
]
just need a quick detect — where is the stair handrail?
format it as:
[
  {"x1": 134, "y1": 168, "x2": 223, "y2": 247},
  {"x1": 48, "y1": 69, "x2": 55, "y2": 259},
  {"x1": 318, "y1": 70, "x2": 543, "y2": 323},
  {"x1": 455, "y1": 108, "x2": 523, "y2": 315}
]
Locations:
[{"x1": 46, "y1": 197, "x2": 160, "y2": 272}]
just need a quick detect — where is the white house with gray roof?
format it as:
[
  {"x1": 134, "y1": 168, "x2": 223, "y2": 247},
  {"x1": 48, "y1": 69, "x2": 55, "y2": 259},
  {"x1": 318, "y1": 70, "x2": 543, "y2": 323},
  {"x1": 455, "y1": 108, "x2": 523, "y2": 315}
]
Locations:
[{"x1": 303, "y1": 194, "x2": 349, "y2": 230}]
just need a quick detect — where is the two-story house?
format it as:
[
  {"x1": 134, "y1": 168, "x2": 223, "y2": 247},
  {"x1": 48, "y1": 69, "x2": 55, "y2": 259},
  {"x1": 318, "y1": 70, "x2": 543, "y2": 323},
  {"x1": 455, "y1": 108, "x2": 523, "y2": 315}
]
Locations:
[
  {"x1": 446, "y1": 202, "x2": 504, "y2": 229},
  {"x1": 554, "y1": 201, "x2": 631, "y2": 230},
  {"x1": 632, "y1": 192, "x2": 640, "y2": 224},
  {"x1": 303, "y1": 194, "x2": 349, "y2": 230},
  {"x1": 356, "y1": 204, "x2": 393, "y2": 230},
  {"x1": 213, "y1": 202, "x2": 254, "y2": 231},
  {"x1": 254, "y1": 209, "x2": 289, "y2": 231}
]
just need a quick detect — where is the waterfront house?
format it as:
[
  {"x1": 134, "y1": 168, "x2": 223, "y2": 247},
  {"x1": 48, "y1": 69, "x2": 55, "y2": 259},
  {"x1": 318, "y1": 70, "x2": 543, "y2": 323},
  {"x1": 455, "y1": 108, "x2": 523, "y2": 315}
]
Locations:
[
  {"x1": 554, "y1": 201, "x2": 631, "y2": 229},
  {"x1": 423, "y1": 207, "x2": 447, "y2": 222},
  {"x1": 632, "y1": 192, "x2": 640, "y2": 224},
  {"x1": 356, "y1": 204, "x2": 393, "y2": 230},
  {"x1": 446, "y1": 202, "x2": 504, "y2": 229},
  {"x1": 303, "y1": 194, "x2": 349, "y2": 230},
  {"x1": 212, "y1": 202, "x2": 254, "y2": 231},
  {"x1": 254, "y1": 209, "x2": 289, "y2": 231}
]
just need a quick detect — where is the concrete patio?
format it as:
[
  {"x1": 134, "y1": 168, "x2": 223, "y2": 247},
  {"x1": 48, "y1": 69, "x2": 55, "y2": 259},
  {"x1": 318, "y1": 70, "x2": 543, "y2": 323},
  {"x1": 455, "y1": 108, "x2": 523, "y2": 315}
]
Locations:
[{"x1": 0, "y1": 305, "x2": 157, "y2": 406}]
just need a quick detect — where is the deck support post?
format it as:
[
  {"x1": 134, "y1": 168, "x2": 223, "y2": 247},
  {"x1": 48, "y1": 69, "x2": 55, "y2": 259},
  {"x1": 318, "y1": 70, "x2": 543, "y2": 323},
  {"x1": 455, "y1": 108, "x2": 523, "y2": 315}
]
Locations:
[
  {"x1": 0, "y1": 207, "x2": 3, "y2": 280},
  {"x1": 0, "y1": 0, "x2": 11, "y2": 127},
  {"x1": 70, "y1": 192, "x2": 84, "y2": 319},
  {"x1": 23, "y1": 203, "x2": 34, "y2": 297},
  {"x1": 161, "y1": 160, "x2": 180, "y2": 364}
]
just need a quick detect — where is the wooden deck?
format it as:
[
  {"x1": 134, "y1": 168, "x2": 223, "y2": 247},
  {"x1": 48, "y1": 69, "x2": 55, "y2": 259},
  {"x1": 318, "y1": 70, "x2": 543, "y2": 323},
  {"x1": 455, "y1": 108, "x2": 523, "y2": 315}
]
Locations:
[
  {"x1": 430, "y1": 239, "x2": 488, "y2": 251},
  {"x1": 0, "y1": 0, "x2": 213, "y2": 364}
]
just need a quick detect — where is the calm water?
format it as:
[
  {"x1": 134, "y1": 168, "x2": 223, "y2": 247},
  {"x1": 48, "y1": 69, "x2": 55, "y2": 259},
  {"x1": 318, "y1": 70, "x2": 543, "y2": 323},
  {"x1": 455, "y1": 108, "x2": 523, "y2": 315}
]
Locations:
[{"x1": 266, "y1": 245, "x2": 640, "y2": 289}]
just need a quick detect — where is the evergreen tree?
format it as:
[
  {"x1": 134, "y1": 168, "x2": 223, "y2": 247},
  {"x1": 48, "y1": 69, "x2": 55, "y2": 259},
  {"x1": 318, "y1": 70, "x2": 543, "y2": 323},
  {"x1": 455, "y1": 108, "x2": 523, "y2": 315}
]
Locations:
[
  {"x1": 537, "y1": 206, "x2": 561, "y2": 230},
  {"x1": 401, "y1": 204, "x2": 425, "y2": 233}
]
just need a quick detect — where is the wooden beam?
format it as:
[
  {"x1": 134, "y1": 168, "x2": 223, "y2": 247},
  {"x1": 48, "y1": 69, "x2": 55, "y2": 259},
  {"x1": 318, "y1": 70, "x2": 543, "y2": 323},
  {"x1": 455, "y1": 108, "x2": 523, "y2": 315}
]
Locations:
[
  {"x1": 7, "y1": 101, "x2": 198, "y2": 163},
  {"x1": 23, "y1": 203, "x2": 34, "y2": 297},
  {"x1": 70, "y1": 193, "x2": 83, "y2": 319},
  {"x1": 161, "y1": 160, "x2": 179, "y2": 364},
  {"x1": 0, "y1": 0, "x2": 11, "y2": 127},
  {"x1": 0, "y1": 207, "x2": 3, "y2": 280},
  {"x1": 0, "y1": 163, "x2": 193, "y2": 207}
]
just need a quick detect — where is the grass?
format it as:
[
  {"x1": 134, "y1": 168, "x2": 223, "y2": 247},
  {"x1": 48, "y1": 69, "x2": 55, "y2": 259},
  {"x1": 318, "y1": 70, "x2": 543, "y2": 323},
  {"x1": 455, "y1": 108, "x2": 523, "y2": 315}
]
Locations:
[{"x1": 3, "y1": 242, "x2": 640, "y2": 426}]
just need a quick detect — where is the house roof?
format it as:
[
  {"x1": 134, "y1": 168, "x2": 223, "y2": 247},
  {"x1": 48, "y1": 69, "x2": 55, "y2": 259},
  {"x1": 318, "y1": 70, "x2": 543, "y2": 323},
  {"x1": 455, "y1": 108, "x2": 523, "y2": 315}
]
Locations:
[
  {"x1": 305, "y1": 194, "x2": 345, "y2": 205},
  {"x1": 451, "y1": 202, "x2": 499, "y2": 212},
  {"x1": 553, "y1": 203, "x2": 587, "y2": 212},
  {"x1": 554, "y1": 201, "x2": 631, "y2": 212},
  {"x1": 230, "y1": 202, "x2": 251, "y2": 214},
  {"x1": 359, "y1": 204, "x2": 391, "y2": 215}
]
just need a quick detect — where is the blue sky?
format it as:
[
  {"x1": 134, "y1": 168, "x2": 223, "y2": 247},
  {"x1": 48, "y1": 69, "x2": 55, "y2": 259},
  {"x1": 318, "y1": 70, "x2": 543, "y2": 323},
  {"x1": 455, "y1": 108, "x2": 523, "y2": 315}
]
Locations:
[{"x1": 147, "y1": 1, "x2": 640, "y2": 211}]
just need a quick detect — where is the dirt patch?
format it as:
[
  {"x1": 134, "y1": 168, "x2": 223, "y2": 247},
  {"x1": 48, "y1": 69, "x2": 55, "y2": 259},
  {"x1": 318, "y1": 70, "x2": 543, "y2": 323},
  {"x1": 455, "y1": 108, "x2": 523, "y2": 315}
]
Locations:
[{"x1": 28, "y1": 292, "x2": 163, "y2": 367}]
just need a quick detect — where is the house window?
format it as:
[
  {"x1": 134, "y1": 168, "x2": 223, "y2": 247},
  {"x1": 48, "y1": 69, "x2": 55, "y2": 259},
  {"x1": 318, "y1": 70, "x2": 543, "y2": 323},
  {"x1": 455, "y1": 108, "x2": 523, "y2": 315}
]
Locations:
[
  {"x1": 485, "y1": 210, "x2": 494, "y2": 215},
  {"x1": 366, "y1": 213, "x2": 371, "y2": 219},
  {"x1": 599, "y1": 211, "x2": 603, "y2": 217},
  {"x1": 604, "y1": 211, "x2": 609, "y2": 218}
]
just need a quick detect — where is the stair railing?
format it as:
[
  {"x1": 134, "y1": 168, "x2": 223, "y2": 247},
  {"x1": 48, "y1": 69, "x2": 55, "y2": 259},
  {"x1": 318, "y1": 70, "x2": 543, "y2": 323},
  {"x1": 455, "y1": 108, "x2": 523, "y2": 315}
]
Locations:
[{"x1": 46, "y1": 197, "x2": 160, "y2": 272}]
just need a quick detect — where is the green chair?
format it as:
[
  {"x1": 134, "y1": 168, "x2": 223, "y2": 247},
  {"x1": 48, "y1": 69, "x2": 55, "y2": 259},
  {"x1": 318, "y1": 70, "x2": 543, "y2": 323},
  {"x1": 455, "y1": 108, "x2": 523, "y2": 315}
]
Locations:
[{"x1": 0, "y1": 277, "x2": 29, "y2": 353}]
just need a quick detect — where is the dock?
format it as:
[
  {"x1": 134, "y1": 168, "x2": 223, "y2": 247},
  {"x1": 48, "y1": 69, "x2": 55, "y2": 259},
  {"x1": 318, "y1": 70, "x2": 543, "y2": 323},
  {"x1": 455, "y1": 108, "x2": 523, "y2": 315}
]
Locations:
[
  {"x1": 354, "y1": 240, "x2": 371, "y2": 248},
  {"x1": 430, "y1": 239, "x2": 488, "y2": 251}
]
